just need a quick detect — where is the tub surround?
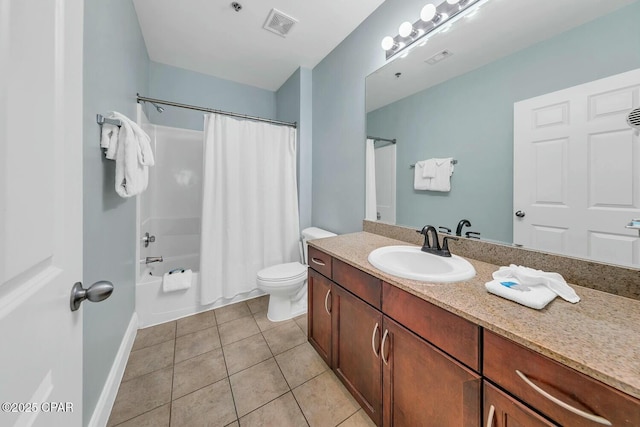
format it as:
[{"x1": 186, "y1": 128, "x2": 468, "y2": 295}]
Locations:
[
  {"x1": 364, "y1": 220, "x2": 640, "y2": 300},
  {"x1": 308, "y1": 231, "x2": 640, "y2": 400}
]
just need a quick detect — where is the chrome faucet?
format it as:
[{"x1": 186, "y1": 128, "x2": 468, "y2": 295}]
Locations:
[
  {"x1": 417, "y1": 225, "x2": 457, "y2": 257},
  {"x1": 145, "y1": 256, "x2": 163, "y2": 264},
  {"x1": 456, "y1": 219, "x2": 471, "y2": 236}
]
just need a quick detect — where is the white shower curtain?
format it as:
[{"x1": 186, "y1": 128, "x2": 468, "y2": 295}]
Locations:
[
  {"x1": 365, "y1": 139, "x2": 377, "y2": 221},
  {"x1": 200, "y1": 113, "x2": 300, "y2": 305}
]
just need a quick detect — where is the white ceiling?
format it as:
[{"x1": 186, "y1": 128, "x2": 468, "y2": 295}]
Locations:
[
  {"x1": 367, "y1": 0, "x2": 638, "y2": 112},
  {"x1": 133, "y1": 0, "x2": 385, "y2": 91}
]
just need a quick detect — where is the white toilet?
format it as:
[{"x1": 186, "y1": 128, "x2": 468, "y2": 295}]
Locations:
[{"x1": 257, "y1": 227, "x2": 337, "y2": 322}]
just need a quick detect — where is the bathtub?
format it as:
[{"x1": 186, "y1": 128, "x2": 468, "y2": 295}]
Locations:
[{"x1": 136, "y1": 217, "x2": 265, "y2": 327}]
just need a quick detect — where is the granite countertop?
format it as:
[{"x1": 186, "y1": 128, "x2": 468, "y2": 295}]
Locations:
[{"x1": 308, "y1": 232, "x2": 640, "y2": 400}]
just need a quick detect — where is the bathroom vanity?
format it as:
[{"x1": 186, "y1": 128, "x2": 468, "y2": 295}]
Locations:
[{"x1": 307, "y1": 232, "x2": 640, "y2": 427}]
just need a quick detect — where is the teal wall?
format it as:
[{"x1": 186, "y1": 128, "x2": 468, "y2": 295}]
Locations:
[
  {"x1": 367, "y1": 2, "x2": 640, "y2": 243},
  {"x1": 276, "y1": 67, "x2": 313, "y2": 230},
  {"x1": 312, "y1": 0, "x2": 427, "y2": 233},
  {"x1": 147, "y1": 61, "x2": 277, "y2": 131},
  {"x1": 82, "y1": 0, "x2": 149, "y2": 424}
]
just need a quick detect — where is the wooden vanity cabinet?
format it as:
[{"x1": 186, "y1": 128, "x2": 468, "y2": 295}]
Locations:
[
  {"x1": 483, "y1": 382, "x2": 558, "y2": 427},
  {"x1": 382, "y1": 317, "x2": 481, "y2": 427},
  {"x1": 307, "y1": 269, "x2": 332, "y2": 365}
]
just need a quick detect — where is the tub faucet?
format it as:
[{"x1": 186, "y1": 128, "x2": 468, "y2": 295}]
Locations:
[
  {"x1": 145, "y1": 256, "x2": 163, "y2": 264},
  {"x1": 456, "y1": 219, "x2": 471, "y2": 236}
]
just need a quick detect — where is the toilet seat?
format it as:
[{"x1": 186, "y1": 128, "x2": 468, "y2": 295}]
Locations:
[{"x1": 257, "y1": 262, "x2": 307, "y2": 287}]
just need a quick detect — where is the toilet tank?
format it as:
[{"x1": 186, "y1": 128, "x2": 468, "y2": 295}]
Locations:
[{"x1": 301, "y1": 227, "x2": 336, "y2": 264}]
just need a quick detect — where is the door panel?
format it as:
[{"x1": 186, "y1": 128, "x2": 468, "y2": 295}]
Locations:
[
  {"x1": 308, "y1": 270, "x2": 332, "y2": 365},
  {"x1": 514, "y1": 68, "x2": 640, "y2": 267},
  {"x1": 0, "y1": 0, "x2": 84, "y2": 425},
  {"x1": 332, "y1": 285, "x2": 383, "y2": 426},
  {"x1": 382, "y1": 317, "x2": 480, "y2": 427}
]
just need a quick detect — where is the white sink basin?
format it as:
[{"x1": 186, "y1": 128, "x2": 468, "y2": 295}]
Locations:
[{"x1": 368, "y1": 245, "x2": 476, "y2": 283}]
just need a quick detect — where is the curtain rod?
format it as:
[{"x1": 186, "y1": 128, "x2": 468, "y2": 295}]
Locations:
[
  {"x1": 367, "y1": 136, "x2": 396, "y2": 144},
  {"x1": 136, "y1": 93, "x2": 297, "y2": 129}
]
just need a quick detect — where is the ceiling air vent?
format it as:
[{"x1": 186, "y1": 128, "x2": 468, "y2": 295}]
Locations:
[
  {"x1": 263, "y1": 8, "x2": 298, "y2": 37},
  {"x1": 425, "y1": 49, "x2": 453, "y2": 65}
]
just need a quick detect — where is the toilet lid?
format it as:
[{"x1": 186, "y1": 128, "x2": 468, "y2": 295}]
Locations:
[{"x1": 258, "y1": 262, "x2": 307, "y2": 282}]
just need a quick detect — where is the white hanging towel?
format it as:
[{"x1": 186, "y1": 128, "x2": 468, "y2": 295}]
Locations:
[
  {"x1": 413, "y1": 160, "x2": 430, "y2": 190},
  {"x1": 163, "y1": 269, "x2": 193, "y2": 292},
  {"x1": 100, "y1": 123, "x2": 119, "y2": 159},
  {"x1": 426, "y1": 157, "x2": 454, "y2": 192},
  {"x1": 414, "y1": 158, "x2": 454, "y2": 191},
  {"x1": 421, "y1": 158, "x2": 437, "y2": 178},
  {"x1": 485, "y1": 264, "x2": 580, "y2": 309},
  {"x1": 105, "y1": 111, "x2": 155, "y2": 198}
]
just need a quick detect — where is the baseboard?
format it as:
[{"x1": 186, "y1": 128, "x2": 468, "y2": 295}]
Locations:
[{"x1": 88, "y1": 312, "x2": 138, "y2": 427}]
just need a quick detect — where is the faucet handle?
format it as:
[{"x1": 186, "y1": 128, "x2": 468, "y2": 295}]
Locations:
[
  {"x1": 438, "y1": 226, "x2": 451, "y2": 235},
  {"x1": 441, "y1": 236, "x2": 458, "y2": 257},
  {"x1": 465, "y1": 231, "x2": 481, "y2": 239}
]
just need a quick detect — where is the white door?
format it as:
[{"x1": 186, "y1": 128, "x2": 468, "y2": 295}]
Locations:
[
  {"x1": 375, "y1": 143, "x2": 397, "y2": 224},
  {"x1": 514, "y1": 68, "x2": 640, "y2": 267},
  {"x1": 0, "y1": 0, "x2": 84, "y2": 426}
]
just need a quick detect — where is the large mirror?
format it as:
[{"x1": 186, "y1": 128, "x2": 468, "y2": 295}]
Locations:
[{"x1": 366, "y1": 0, "x2": 640, "y2": 268}]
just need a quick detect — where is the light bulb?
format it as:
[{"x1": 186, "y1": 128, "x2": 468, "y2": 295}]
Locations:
[
  {"x1": 381, "y1": 36, "x2": 395, "y2": 51},
  {"x1": 398, "y1": 21, "x2": 414, "y2": 38},
  {"x1": 446, "y1": 0, "x2": 460, "y2": 4},
  {"x1": 420, "y1": 4, "x2": 436, "y2": 21}
]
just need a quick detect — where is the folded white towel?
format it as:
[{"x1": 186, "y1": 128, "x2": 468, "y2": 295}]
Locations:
[
  {"x1": 493, "y1": 264, "x2": 580, "y2": 303},
  {"x1": 485, "y1": 279, "x2": 557, "y2": 310},
  {"x1": 414, "y1": 161, "x2": 430, "y2": 190},
  {"x1": 421, "y1": 158, "x2": 437, "y2": 178},
  {"x1": 107, "y1": 111, "x2": 155, "y2": 198},
  {"x1": 163, "y1": 269, "x2": 192, "y2": 292}
]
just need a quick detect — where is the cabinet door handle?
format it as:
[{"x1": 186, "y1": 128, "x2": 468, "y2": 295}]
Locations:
[
  {"x1": 371, "y1": 322, "x2": 380, "y2": 357},
  {"x1": 515, "y1": 370, "x2": 612, "y2": 426},
  {"x1": 324, "y1": 289, "x2": 331, "y2": 315},
  {"x1": 311, "y1": 257, "x2": 326, "y2": 266},
  {"x1": 381, "y1": 329, "x2": 390, "y2": 365},
  {"x1": 486, "y1": 405, "x2": 495, "y2": 427}
]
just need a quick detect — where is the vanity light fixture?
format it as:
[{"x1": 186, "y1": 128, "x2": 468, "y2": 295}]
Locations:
[{"x1": 381, "y1": 0, "x2": 487, "y2": 60}]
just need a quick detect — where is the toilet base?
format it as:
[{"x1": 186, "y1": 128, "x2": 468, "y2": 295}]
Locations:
[{"x1": 266, "y1": 288, "x2": 307, "y2": 322}]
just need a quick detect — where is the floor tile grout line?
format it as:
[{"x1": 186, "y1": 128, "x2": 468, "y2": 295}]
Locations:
[
  {"x1": 234, "y1": 389, "x2": 293, "y2": 423},
  {"x1": 270, "y1": 348, "x2": 313, "y2": 426},
  {"x1": 220, "y1": 335, "x2": 241, "y2": 423},
  {"x1": 169, "y1": 322, "x2": 177, "y2": 425}
]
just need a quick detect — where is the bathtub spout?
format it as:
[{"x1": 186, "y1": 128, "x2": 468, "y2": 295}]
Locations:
[{"x1": 145, "y1": 256, "x2": 163, "y2": 264}]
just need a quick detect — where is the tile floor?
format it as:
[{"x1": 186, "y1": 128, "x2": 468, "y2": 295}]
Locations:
[{"x1": 107, "y1": 295, "x2": 376, "y2": 427}]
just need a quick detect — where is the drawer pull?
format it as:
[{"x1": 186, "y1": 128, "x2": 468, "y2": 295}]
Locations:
[
  {"x1": 311, "y1": 257, "x2": 326, "y2": 266},
  {"x1": 381, "y1": 329, "x2": 390, "y2": 365},
  {"x1": 324, "y1": 289, "x2": 331, "y2": 315},
  {"x1": 486, "y1": 405, "x2": 495, "y2": 427},
  {"x1": 371, "y1": 322, "x2": 380, "y2": 357},
  {"x1": 515, "y1": 370, "x2": 612, "y2": 426}
]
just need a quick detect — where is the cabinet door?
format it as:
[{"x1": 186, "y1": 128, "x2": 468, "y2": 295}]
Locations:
[
  {"x1": 332, "y1": 285, "x2": 383, "y2": 426},
  {"x1": 484, "y1": 382, "x2": 558, "y2": 427},
  {"x1": 382, "y1": 317, "x2": 481, "y2": 427},
  {"x1": 308, "y1": 269, "x2": 332, "y2": 365}
]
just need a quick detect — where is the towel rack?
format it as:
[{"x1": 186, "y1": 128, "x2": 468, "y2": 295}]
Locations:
[
  {"x1": 410, "y1": 159, "x2": 458, "y2": 168},
  {"x1": 96, "y1": 114, "x2": 122, "y2": 127}
]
